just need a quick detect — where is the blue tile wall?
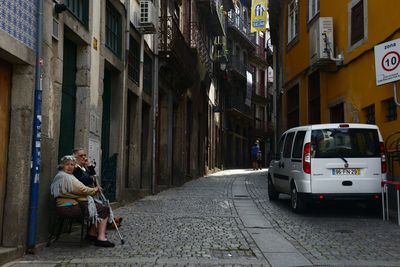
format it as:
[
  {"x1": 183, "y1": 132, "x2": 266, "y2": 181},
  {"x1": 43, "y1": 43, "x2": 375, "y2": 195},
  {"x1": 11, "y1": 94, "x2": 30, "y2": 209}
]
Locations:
[{"x1": 0, "y1": 0, "x2": 38, "y2": 50}]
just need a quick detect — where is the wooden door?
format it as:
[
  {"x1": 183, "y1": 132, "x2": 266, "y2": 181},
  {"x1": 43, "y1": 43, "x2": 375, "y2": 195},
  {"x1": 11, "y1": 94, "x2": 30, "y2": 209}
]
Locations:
[{"x1": 0, "y1": 58, "x2": 11, "y2": 242}]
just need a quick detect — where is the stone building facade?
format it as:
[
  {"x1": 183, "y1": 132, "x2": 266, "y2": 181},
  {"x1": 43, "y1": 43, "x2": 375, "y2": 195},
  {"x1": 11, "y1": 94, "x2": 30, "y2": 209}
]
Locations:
[
  {"x1": 0, "y1": 0, "x2": 225, "y2": 263},
  {"x1": 0, "y1": 0, "x2": 153, "y2": 262}
]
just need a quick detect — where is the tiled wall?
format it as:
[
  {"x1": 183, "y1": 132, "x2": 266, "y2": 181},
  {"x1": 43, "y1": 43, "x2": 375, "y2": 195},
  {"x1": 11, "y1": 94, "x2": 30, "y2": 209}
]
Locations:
[{"x1": 0, "y1": 0, "x2": 38, "y2": 50}]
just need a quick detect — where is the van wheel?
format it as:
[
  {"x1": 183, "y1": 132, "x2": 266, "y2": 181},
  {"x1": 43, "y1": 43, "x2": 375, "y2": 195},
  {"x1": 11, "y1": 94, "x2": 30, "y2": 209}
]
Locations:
[
  {"x1": 290, "y1": 184, "x2": 306, "y2": 213},
  {"x1": 268, "y1": 176, "x2": 279, "y2": 201}
]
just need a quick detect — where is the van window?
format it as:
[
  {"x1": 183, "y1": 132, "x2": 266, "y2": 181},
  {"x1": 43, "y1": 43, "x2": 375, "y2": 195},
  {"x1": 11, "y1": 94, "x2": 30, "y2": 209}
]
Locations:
[
  {"x1": 278, "y1": 134, "x2": 286, "y2": 155},
  {"x1": 283, "y1": 132, "x2": 295, "y2": 158},
  {"x1": 292, "y1": 131, "x2": 306, "y2": 159},
  {"x1": 311, "y1": 128, "x2": 380, "y2": 158}
]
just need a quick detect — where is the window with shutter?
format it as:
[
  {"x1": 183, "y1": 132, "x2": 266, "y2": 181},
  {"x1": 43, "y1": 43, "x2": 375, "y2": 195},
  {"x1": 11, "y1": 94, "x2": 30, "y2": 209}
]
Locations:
[
  {"x1": 351, "y1": 0, "x2": 364, "y2": 45},
  {"x1": 106, "y1": 1, "x2": 122, "y2": 58},
  {"x1": 308, "y1": 0, "x2": 319, "y2": 21},
  {"x1": 362, "y1": 104, "x2": 375, "y2": 124},
  {"x1": 287, "y1": 0, "x2": 299, "y2": 43}
]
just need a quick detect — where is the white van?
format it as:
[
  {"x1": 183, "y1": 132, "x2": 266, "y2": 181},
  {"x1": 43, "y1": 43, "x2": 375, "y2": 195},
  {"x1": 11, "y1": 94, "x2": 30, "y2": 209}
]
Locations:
[{"x1": 267, "y1": 123, "x2": 386, "y2": 213}]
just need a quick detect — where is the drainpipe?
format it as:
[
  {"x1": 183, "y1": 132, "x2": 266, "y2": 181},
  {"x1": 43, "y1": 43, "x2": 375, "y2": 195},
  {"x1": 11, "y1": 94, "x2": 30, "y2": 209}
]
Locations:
[
  {"x1": 27, "y1": 0, "x2": 43, "y2": 252},
  {"x1": 152, "y1": 0, "x2": 159, "y2": 195}
]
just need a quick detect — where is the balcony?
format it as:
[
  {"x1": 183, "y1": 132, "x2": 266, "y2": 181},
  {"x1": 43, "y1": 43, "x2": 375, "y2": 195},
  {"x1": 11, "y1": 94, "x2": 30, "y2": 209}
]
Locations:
[
  {"x1": 228, "y1": 55, "x2": 246, "y2": 79},
  {"x1": 196, "y1": 0, "x2": 225, "y2": 36},
  {"x1": 252, "y1": 82, "x2": 268, "y2": 104},
  {"x1": 249, "y1": 33, "x2": 268, "y2": 66},
  {"x1": 159, "y1": 16, "x2": 196, "y2": 92},
  {"x1": 255, "y1": 118, "x2": 266, "y2": 131},
  {"x1": 190, "y1": 22, "x2": 213, "y2": 76},
  {"x1": 226, "y1": 94, "x2": 252, "y2": 119},
  {"x1": 227, "y1": 11, "x2": 254, "y2": 49}
]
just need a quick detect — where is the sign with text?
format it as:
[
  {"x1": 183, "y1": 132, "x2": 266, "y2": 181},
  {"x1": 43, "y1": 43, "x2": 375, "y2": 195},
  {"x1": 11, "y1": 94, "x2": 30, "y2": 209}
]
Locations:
[
  {"x1": 250, "y1": 0, "x2": 268, "y2": 32},
  {"x1": 374, "y1": 38, "x2": 400, "y2": 86},
  {"x1": 245, "y1": 71, "x2": 253, "y2": 106}
]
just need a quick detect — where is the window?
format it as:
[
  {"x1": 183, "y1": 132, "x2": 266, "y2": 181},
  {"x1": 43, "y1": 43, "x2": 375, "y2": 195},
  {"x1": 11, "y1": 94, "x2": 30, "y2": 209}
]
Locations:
[
  {"x1": 349, "y1": 0, "x2": 367, "y2": 48},
  {"x1": 363, "y1": 104, "x2": 375, "y2": 124},
  {"x1": 143, "y1": 53, "x2": 153, "y2": 96},
  {"x1": 287, "y1": 0, "x2": 299, "y2": 43},
  {"x1": 128, "y1": 37, "x2": 140, "y2": 85},
  {"x1": 283, "y1": 132, "x2": 295, "y2": 158},
  {"x1": 278, "y1": 134, "x2": 286, "y2": 155},
  {"x1": 255, "y1": 106, "x2": 264, "y2": 129},
  {"x1": 65, "y1": 0, "x2": 89, "y2": 26},
  {"x1": 330, "y1": 102, "x2": 344, "y2": 123},
  {"x1": 106, "y1": 1, "x2": 122, "y2": 57},
  {"x1": 308, "y1": 0, "x2": 319, "y2": 21},
  {"x1": 383, "y1": 98, "x2": 397, "y2": 121},
  {"x1": 292, "y1": 131, "x2": 306, "y2": 159},
  {"x1": 311, "y1": 128, "x2": 380, "y2": 158}
]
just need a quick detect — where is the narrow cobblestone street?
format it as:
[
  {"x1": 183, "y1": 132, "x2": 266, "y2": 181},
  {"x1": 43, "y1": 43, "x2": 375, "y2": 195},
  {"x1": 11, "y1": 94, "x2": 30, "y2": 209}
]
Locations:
[{"x1": 5, "y1": 170, "x2": 400, "y2": 267}]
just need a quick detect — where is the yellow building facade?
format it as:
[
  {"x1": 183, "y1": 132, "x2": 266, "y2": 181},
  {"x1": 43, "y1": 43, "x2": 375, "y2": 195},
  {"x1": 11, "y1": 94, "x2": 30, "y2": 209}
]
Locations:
[{"x1": 278, "y1": 0, "x2": 400, "y2": 143}]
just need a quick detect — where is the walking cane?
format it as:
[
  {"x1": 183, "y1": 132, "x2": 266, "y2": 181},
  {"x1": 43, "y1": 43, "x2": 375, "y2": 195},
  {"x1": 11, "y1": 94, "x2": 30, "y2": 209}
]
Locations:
[{"x1": 94, "y1": 176, "x2": 125, "y2": 245}]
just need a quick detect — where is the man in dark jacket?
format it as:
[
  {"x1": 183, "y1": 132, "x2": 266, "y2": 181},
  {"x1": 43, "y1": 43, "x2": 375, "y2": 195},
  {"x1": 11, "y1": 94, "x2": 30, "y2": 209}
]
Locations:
[{"x1": 72, "y1": 148, "x2": 97, "y2": 187}]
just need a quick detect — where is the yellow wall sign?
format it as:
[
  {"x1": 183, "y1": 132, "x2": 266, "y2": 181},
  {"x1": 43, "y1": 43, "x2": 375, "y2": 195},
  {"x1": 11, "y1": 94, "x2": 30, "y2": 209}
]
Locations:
[{"x1": 250, "y1": 0, "x2": 268, "y2": 32}]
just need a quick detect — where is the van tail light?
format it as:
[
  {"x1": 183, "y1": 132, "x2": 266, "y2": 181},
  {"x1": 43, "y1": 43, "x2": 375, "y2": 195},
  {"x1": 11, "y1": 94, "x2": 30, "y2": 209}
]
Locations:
[
  {"x1": 380, "y1": 142, "x2": 387, "y2": 174},
  {"x1": 303, "y1": 143, "x2": 311, "y2": 174}
]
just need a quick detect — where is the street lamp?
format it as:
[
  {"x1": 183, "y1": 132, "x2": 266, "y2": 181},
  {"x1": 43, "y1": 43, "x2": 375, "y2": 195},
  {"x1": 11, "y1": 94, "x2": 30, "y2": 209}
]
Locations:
[
  {"x1": 220, "y1": 55, "x2": 227, "y2": 71},
  {"x1": 54, "y1": 3, "x2": 67, "y2": 14}
]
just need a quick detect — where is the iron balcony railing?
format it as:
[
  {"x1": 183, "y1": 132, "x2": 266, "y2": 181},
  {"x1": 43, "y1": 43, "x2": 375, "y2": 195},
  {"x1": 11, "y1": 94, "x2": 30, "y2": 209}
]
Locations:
[
  {"x1": 227, "y1": 11, "x2": 251, "y2": 39},
  {"x1": 196, "y1": 0, "x2": 225, "y2": 36},
  {"x1": 228, "y1": 55, "x2": 254, "y2": 80},
  {"x1": 249, "y1": 33, "x2": 267, "y2": 62},
  {"x1": 227, "y1": 95, "x2": 252, "y2": 117},
  {"x1": 255, "y1": 118, "x2": 266, "y2": 131},
  {"x1": 159, "y1": 16, "x2": 194, "y2": 69},
  {"x1": 253, "y1": 81, "x2": 266, "y2": 97},
  {"x1": 190, "y1": 22, "x2": 213, "y2": 75}
]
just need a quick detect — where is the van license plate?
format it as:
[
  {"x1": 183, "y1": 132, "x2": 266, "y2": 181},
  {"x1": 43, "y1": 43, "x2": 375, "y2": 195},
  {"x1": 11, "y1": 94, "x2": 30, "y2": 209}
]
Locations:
[{"x1": 332, "y1": 168, "x2": 360, "y2": 175}]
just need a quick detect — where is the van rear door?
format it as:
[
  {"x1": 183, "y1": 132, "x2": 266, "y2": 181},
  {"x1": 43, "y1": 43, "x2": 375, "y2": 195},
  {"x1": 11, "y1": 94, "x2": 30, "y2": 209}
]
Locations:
[{"x1": 310, "y1": 126, "x2": 382, "y2": 194}]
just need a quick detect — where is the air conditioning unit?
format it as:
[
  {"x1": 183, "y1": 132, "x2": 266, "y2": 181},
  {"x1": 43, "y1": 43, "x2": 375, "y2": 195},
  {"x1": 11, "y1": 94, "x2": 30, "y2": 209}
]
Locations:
[
  {"x1": 132, "y1": 10, "x2": 140, "y2": 28},
  {"x1": 138, "y1": 0, "x2": 156, "y2": 34},
  {"x1": 309, "y1": 17, "x2": 334, "y2": 65}
]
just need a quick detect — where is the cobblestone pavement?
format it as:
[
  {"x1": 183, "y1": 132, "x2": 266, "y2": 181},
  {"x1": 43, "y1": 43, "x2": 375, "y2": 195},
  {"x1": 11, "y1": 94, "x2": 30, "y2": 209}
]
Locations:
[
  {"x1": 246, "y1": 172, "x2": 400, "y2": 266},
  {"x1": 9, "y1": 170, "x2": 268, "y2": 267},
  {"x1": 5, "y1": 170, "x2": 400, "y2": 267}
]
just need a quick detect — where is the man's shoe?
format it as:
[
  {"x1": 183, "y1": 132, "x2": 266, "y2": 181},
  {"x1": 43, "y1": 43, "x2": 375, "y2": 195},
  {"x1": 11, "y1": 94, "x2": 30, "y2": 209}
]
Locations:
[
  {"x1": 85, "y1": 234, "x2": 97, "y2": 242},
  {"x1": 95, "y1": 239, "x2": 115, "y2": 247}
]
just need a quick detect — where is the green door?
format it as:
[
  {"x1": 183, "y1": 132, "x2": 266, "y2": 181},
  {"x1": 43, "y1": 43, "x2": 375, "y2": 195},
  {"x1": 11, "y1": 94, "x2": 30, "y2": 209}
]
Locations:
[
  {"x1": 101, "y1": 69, "x2": 116, "y2": 201},
  {"x1": 102, "y1": 70, "x2": 111, "y2": 163},
  {"x1": 58, "y1": 39, "x2": 77, "y2": 159}
]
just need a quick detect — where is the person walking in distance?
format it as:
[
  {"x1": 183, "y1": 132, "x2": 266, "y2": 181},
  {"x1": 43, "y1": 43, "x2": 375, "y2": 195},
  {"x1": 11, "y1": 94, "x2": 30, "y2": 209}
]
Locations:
[
  {"x1": 257, "y1": 148, "x2": 262, "y2": 170},
  {"x1": 251, "y1": 141, "x2": 260, "y2": 170}
]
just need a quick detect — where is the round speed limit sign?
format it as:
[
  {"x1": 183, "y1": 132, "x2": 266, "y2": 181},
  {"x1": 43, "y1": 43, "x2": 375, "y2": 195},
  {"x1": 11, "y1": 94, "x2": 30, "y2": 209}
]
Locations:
[
  {"x1": 382, "y1": 51, "x2": 400, "y2": 72},
  {"x1": 375, "y1": 38, "x2": 400, "y2": 86}
]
